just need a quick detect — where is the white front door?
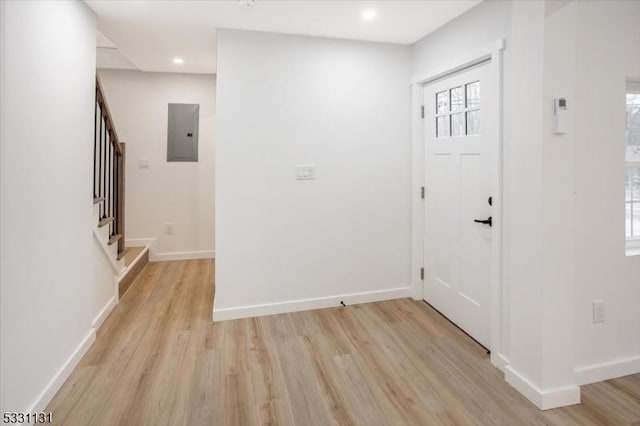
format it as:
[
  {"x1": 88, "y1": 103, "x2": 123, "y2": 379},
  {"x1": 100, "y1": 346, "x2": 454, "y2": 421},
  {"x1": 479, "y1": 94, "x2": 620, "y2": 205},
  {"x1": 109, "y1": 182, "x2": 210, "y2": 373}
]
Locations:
[{"x1": 423, "y1": 64, "x2": 492, "y2": 349}]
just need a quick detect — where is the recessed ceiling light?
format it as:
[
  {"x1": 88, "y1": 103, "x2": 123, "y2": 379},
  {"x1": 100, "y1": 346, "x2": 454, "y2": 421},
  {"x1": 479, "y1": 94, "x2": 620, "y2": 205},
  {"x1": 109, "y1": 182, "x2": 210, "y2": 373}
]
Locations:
[
  {"x1": 362, "y1": 9, "x2": 377, "y2": 21},
  {"x1": 173, "y1": 57, "x2": 184, "y2": 65}
]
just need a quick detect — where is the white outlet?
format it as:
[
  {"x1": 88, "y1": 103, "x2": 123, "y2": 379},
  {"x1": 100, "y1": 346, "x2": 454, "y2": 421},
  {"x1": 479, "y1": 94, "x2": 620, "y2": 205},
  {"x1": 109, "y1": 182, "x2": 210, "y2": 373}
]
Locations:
[
  {"x1": 593, "y1": 300, "x2": 605, "y2": 324},
  {"x1": 164, "y1": 223, "x2": 174, "y2": 235},
  {"x1": 295, "y1": 165, "x2": 316, "y2": 180},
  {"x1": 138, "y1": 158, "x2": 150, "y2": 169}
]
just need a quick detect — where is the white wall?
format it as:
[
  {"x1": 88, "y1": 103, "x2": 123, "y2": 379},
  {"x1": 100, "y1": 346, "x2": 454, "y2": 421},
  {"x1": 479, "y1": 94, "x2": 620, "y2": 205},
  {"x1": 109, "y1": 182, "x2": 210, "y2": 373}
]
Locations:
[
  {"x1": 540, "y1": 0, "x2": 578, "y2": 393},
  {"x1": 499, "y1": 1, "x2": 582, "y2": 407},
  {"x1": 91, "y1": 236, "x2": 118, "y2": 326},
  {"x1": 214, "y1": 29, "x2": 412, "y2": 319},
  {"x1": 571, "y1": 0, "x2": 640, "y2": 383},
  {"x1": 501, "y1": 0, "x2": 550, "y2": 400},
  {"x1": 411, "y1": 0, "x2": 511, "y2": 79},
  {"x1": 98, "y1": 70, "x2": 216, "y2": 261},
  {"x1": 0, "y1": 0, "x2": 98, "y2": 413}
]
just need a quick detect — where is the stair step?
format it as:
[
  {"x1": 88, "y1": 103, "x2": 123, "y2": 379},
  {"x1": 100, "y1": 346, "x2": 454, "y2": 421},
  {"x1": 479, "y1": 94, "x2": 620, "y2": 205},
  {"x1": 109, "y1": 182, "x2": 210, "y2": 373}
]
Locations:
[
  {"x1": 93, "y1": 197, "x2": 104, "y2": 205},
  {"x1": 117, "y1": 250, "x2": 126, "y2": 260},
  {"x1": 108, "y1": 234, "x2": 122, "y2": 246},
  {"x1": 98, "y1": 217, "x2": 114, "y2": 227},
  {"x1": 119, "y1": 247, "x2": 149, "y2": 299},
  {"x1": 123, "y1": 246, "x2": 145, "y2": 267}
]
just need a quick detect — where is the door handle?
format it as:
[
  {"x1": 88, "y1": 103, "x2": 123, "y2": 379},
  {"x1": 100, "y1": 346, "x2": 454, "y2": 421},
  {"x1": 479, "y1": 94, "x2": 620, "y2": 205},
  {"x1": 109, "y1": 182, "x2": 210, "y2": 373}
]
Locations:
[{"x1": 474, "y1": 216, "x2": 492, "y2": 227}]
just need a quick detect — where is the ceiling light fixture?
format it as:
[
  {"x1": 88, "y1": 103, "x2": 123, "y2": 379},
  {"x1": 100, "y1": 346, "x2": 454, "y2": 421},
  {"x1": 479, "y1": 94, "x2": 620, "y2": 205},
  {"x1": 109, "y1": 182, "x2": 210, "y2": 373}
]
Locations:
[
  {"x1": 173, "y1": 57, "x2": 184, "y2": 65},
  {"x1": 238, "y1": 0, "x2": 256, "y2": 7},
  {"x1": 361, "y1": 9, "x2": 377, "y2": 21}
]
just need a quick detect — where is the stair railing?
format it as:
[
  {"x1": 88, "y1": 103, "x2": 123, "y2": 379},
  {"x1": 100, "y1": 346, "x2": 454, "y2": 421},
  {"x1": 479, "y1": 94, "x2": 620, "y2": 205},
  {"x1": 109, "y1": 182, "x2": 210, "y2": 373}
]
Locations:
[{"x1": 94, "y1": 76, "x2": 125, "y2": 258}]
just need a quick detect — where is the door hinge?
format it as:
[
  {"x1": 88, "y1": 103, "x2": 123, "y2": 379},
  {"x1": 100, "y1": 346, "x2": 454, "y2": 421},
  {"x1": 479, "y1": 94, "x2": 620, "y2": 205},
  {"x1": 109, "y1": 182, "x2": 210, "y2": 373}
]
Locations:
[
  {"x1": 420, "y1": 105, "x2": 425, "y2": 119},
  {"x1": 421, "y1": 186, "x2": 425, "y2": 199},
  {"x1": 420, "y1": 267, "x2": 424, "y2": 280}
]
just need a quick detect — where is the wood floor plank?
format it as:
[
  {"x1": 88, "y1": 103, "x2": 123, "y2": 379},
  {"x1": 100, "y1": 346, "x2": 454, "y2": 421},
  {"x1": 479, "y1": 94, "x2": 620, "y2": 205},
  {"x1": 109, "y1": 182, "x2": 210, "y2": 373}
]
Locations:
[
  {"x1": 186, "y1": 349, "x2": 225, "y2": 426},
  {"x1": 332, "y1": 353, "x2": 393, "y2": 426},
  {"x1": 275, "y1": 336, "x2": 333, "y2": 426},
  {"x1": 298, "y1": 334, "x2": 357, "y2": 426},
  {"x1": 247, "y1": 318, "x2": 295, "y2": 426},
  {"x1": 46, "y1": 259, "x2": 640, "y2": 425}
]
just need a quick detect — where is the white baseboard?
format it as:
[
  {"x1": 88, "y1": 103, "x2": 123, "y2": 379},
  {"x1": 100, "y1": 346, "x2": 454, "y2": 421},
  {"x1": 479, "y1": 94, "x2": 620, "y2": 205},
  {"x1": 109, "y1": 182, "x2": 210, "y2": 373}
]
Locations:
[
  {"x1": 125, "y1": 237, "x2": 157, "y2": 248},
  {"x1": 491, "y1": 352, "x2": 510, "y2": 372},
  {"x1": 125, "y1": 237, "x2": 157, "y2": 258},
  {"x1": 505, "y1": 365, "x2": 580, "y2": 410},
  {"x1": 409, "y1": 281, "x2": 422, "y2": 300},
  {"x1": 91, "y1": 296, "x2": 117, "y2": 330},
  {"x1": 153, "y1": 250, "x2": 215, "y2": 262},
  {"x1": 26, "y1": 297, "x2": 120, "y2": 414},
  {"x1": 124, "y1": 237, "x2": 214, "y2": 262},
  {"x1": 574, "y1": 355, "x2": 640, "y2": 385},
  {"x1": 213, "y1": 286, "x2": 412, "y2": 321},
  {"x1": 27, "y1": 329, "x2": 96, "y2": 414}
]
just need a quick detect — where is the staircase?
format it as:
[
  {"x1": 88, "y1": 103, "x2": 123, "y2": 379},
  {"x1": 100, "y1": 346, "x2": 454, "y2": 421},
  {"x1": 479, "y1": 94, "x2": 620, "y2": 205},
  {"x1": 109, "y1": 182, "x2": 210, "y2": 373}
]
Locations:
[{"x1": 93, "y1": 76, "x2": 148, "y2": 299}]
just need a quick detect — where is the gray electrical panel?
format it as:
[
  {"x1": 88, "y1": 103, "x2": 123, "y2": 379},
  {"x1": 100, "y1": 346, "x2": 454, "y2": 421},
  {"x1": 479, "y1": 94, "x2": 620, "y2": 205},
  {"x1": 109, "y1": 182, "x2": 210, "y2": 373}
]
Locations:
[{"x1": 167, "y1": 103, "x2": 199, "y2": 162}]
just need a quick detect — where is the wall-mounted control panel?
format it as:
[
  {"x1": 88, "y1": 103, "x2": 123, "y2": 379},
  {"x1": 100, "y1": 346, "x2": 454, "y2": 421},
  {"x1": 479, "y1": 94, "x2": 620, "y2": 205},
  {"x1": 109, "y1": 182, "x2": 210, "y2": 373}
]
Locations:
[{"x1": 553, "y1": 97, "x2": 568, "y2": 134}]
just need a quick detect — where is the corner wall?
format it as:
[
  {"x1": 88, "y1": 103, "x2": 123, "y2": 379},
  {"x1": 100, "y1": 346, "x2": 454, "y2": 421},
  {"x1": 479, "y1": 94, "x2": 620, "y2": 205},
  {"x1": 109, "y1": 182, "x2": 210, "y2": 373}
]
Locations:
[
  {"x1": 410, "y1": 0, "x2": 580, "y2": 409},
  {"x1": 0, "y1": 1, "x2": 99, "y2": 412},
  {"x1": 411, "y1": 0, "x2": 640, "y2": 409},
  {"x1": 571, "y1": 0, "x2": 640, "y2": 384},
  {"x1": 214, "y1": 29, "x2": 412, "y2": 319},
  {"x1": 97, "y1": 70, "x2": 216, "y2": 261}
]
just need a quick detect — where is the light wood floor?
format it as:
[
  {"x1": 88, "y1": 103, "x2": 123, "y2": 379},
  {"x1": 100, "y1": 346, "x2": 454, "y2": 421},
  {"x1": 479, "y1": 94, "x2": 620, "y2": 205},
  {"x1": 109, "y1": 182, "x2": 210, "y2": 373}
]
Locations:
[{"x1": 47, "y1": 259, "x2": 640, "y2": 425}]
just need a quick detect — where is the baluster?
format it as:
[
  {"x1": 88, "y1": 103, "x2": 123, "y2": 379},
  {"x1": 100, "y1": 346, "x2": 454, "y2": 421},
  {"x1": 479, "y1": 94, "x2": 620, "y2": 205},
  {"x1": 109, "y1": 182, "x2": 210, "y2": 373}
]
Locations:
[
  {"x1": 111, "y1": 142, "x2": 115, "y2": 236},
  {"x1": 114, "y1": 153, "x2": 119, "y2": 236},
  {"x1": 117, "y1": 145, "x2": 125, "y2": 255},
  {"x1": 98, "y1": 106, "x2": 104, "y2": 218},
  {"x1": 108, "y1": 133, "x2": 112, "y2": 235},
  {"x1": 110, "y1": 141, "x2": 115, "y2": 236},
  {"x1": 93, "y1": 88, "x2": 98, "y2": 198},
  {"x1": 103, "y1": 115, "x2": 108, "y2": 219}
]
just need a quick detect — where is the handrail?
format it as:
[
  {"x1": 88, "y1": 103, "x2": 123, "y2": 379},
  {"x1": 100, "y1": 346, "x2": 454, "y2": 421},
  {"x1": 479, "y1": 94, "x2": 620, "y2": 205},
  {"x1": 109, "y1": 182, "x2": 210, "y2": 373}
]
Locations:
[
  {"x1": 95, "y1": 77, "x2": 122, "y2": 155},
  {"x1": 94, "y1": 75, "x2": 126, "y2": 257}
]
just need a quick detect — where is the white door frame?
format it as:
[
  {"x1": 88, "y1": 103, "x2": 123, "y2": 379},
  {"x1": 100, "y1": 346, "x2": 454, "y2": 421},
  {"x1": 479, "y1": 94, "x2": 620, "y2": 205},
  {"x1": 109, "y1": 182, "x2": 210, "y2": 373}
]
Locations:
[{"x1": 410, "y1": 39, "x2": 508, "y2": 371}]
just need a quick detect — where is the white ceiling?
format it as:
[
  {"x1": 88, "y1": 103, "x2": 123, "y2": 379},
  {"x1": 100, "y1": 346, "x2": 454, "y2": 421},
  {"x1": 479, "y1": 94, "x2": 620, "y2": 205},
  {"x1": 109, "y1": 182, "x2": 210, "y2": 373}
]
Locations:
[{"x1": 86, "y1": 0, "x2": 481, "y2": 74}]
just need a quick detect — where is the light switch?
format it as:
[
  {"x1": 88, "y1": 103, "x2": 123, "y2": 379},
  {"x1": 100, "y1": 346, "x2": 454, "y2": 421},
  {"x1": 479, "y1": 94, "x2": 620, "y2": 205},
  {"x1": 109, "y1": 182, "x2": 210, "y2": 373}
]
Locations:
[
  {"x1": 138, "y1": 158, "x2": 150, "y2": 169},
  {"x1": 593, "y1": 300, "x2": 605, "y2": 324},
  {"x1": 295, "y1": 165, "x2": 316, "y2": 180},
  {"x1": 164, "y1": 223, "x2": 173, "y2": 235}
]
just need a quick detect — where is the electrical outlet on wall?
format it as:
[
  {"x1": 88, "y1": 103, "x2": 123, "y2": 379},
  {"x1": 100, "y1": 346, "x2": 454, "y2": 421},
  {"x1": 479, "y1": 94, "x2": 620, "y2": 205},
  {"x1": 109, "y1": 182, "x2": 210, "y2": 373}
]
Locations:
[
  {"x1": 138, "y1": 158, "x2": 150, "y2": 169},
  {"x1": 164, "y1": 223, "x2": 174, "y2": 235},
  {"x1": 593, "y1": 300, "x2": 605, "y2": 324}
]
